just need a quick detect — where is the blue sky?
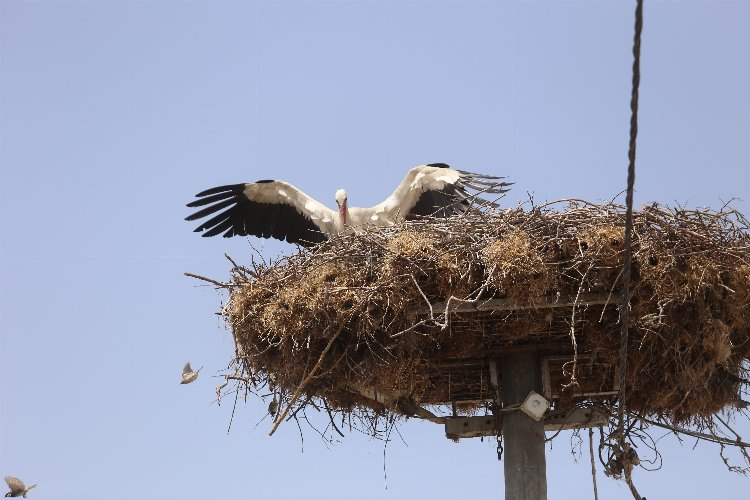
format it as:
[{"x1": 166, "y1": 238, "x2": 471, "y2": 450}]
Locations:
[{"x1": 1, "y1": 1, "x2": 748, "y2": 499}]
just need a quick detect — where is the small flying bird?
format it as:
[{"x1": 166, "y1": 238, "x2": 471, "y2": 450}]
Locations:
[
  {"x1": 4, "y1": 477, "x2": 37, "y2": 498},
  {"x1": 180, "y1": 362, "x2": 202, "y2": 385},
  {"x1": 186, "y1": 163, "x2": 511, "y2": 246}
]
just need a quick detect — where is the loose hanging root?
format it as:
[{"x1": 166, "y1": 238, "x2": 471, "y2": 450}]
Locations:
[
  {"x1": 268, "y1": 324, "x2": 345, "y2": 436},
  {"x1": 590, "y1": 427, "x2": 600, "y2": 500}
]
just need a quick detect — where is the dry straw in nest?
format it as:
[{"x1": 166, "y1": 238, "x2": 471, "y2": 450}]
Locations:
[{"x1": 216, "y1": 200, "x2": 750, "y2": 429}]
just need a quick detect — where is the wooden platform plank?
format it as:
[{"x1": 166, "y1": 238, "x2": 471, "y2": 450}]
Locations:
[{"x1": 445, "y1": 408, "x2": 609, "y2": 440}]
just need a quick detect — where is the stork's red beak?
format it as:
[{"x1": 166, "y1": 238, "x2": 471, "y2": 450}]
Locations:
[{"x1": 339, "y1": 201, "x2": 347, "y2": 226}]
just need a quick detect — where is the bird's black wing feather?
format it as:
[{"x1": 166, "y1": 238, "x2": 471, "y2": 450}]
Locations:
[
  {"x1": 186, "y1": 183, "x2": 328, "y2": 246},
  {"x1": 406, "y1": 165, "x2": 512, "y2": 219},
  {"x1": 406, "y1": 185, "x2": 468, "y2": 219}
]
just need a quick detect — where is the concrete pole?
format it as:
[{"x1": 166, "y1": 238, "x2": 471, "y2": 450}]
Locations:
[{"x1": 501, "y1": 349, "x2": 548, "y2": 500}]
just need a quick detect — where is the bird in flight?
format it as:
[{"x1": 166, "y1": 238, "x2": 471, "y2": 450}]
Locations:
[
  {"x1": 180, "y1": 362, "x2": 202, "y2": 385},
  {"x1": 4, "y1": 477, "x2": 37, "y2": 498},
  {"x1": 186, "y1": 163, "x2": 511, "y2": 246}
]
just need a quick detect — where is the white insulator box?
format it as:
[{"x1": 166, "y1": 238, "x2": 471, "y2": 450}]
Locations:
[{"x1": 521, "y1": 391, "x2": 550, "y2": 421}]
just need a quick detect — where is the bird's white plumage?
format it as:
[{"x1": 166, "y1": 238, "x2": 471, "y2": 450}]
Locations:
[{"x1": 335, "y1": 189, "x2": 347, "y2": 205}]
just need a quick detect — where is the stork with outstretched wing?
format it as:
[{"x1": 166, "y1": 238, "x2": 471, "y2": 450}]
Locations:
[{"x1": 186, "y1": 163, "x2": 511, "y2": 246}]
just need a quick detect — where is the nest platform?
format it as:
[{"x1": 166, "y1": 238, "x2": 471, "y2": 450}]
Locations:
[{"x1": 221, "y1": 201, "x2": 750, "y2": 426}]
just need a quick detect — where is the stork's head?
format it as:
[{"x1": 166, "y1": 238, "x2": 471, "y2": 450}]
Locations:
[{"x1": 335, "y1": 189, "x2": 348, "y2": 226}]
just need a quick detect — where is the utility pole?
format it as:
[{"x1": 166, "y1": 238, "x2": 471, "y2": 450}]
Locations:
[{"x1": 501, "y1": 349, "x2": 548, "y2": 500}]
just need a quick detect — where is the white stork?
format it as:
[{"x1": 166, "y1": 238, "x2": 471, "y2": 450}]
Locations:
[{"x1": 186, "y1": 163, "x2": 511, "y2": 246}]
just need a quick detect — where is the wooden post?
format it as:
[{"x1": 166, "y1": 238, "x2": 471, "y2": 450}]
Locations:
[{"x1": 501, "y1": 350, "x2": 547, "y2": 500}]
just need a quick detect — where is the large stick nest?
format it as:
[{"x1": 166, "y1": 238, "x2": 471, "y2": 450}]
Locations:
[{"x1": 221, "y1": 201, "x2": 750, "y2": 426}]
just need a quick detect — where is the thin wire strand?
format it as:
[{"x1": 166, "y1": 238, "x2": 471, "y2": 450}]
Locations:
[
  {"x1": 617, "y1": 1, "x2": 645, "y2": 499},
  {"x1": 617, "y1": 0, "x2": 644, "y2": 436}
]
